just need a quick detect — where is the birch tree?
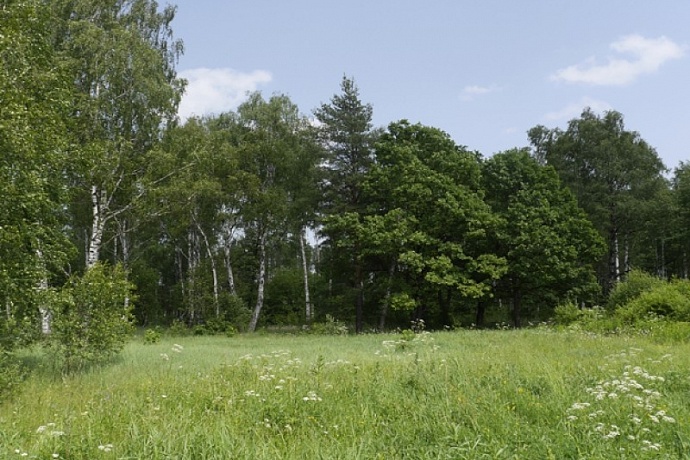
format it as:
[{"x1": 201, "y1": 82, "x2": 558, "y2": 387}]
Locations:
[
  {"x1": 50, "y1": 0, "x2": 183, "y2": 270},
  {"x1": 0, "y1": 0, "x2": 73, "y2": 342},
  {"x1": 529, "y1": 109, "x2": 666, "y2": 292}
]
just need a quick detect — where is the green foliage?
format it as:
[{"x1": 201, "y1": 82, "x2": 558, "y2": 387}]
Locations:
[
  {"x1": 143, "y1": 328, "x2": 162, "y2": 344},
  {"x1": 0, "y1": 347, "x2": 23, "y2": 403},
  {"x1": 168, "y1": 319, "x2": 190, "y2": 337},
  {"x1": 554, "y1": 302, "x2": 605, "y2": 326},
  {"x1": 607, "y1": 269, "x2": 665, "y2": 310},
  {"x1": 45, "y1": 264, "x2": 135, "y2": 372},
  {"x1": 309, "y1": 315, "x2": 349, "y2": 335},
  {"x1": 529, "y1": 110, "x2": 667, "y2": 291},
  {"x1": 616, "y1": 281, "x2": 690, "y2": 323}
]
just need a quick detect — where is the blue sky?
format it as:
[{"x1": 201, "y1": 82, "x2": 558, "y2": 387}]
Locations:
[{"x1": 172, "y1": 1, "x2": 690, "y2": 169}]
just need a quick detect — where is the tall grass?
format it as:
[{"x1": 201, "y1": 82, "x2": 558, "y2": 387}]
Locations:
[{"x1": 2, "y1": 330, "x2": 689, "y2": 459}]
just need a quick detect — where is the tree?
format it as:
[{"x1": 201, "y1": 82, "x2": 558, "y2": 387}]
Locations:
[
  {"x1": 529, "y1": 109, "x2": 667, "y2": 292},
  {"x1": 234, "y1": 93, "x2": 317, "y2": 332},
  {"x1": 49, "y1": 0, "x2": 184, "y2": 271},
  {"x1": 481, "y1": 149, "x2": 605, "y2": 327},
  {"x1": 364, "y1": 121, "x2": 506, "y2": 328},
  {"x1": 315, "y1": 76, "x2": 380, "y2": 332},
  {"x1": 0, "y1": 0, "x2": 73, "y2": 344}
]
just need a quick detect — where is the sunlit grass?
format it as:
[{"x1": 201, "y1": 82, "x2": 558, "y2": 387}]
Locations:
[{"x1": 2, "y1": 330, "x2": 690, "y2": 459}]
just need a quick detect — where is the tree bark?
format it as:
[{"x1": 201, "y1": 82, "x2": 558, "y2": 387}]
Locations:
[
  {"x1": 378, "y1": 259, "x2": 396, "y2": 331},
  {"x1": 36, "y1": 249, "x2": 51, "y2": 335},
  {"x1": 195, "y1": 219, "x2": 219, "y2": 316},
  {"x1": 223, "y1": 241, "x2": 237, "y2": 296},
  {"x1": 355, "y1": 262, "x2": 364, "y2": 333},
  {"x1": 299, "y1": 227, "x2": 313, "y2": 323},
  {"x1": 512, "y1": 287, "x2": 522, "y2": 328},
  {"x1": 475, "y1": 300, "x2": 486, "y2": 329},
  {"x1": 86, "y1": 185, "x2": 106, "y2": 269},
  {"x1": 248, "y1": 231, "x2": 267, "y2": 332}
]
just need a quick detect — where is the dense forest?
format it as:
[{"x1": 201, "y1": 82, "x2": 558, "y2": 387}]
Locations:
[{"x1": 2, "y1": 0, "x2": 690, "y2": 347}]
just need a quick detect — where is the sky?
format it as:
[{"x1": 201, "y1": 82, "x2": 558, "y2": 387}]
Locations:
[{"x1": 171, "y1": 1, "x2": 690, "y2": 169}]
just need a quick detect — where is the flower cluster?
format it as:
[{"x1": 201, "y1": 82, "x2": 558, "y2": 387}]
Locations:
[{"x1": 565, "y1": 349, "x2": 676, "y2": 454}]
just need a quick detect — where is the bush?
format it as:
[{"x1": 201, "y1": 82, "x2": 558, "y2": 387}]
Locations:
[
  {"x1": 607, "y1": 270, "x2": 664, "y2": 310},
  {"x1": 309, "y1": 315, "x2": 349, "y2": 335},
  {"x1": 45, "y1": 263, "x2": 135, "y2": 372},
  {"x1": 168, "y1": 319, "x2": 189, "y2": 336},
  {"x1": 143, "y1": 328, "x2": 161, "y2": 344},
  {"x1": 554, "y1": 302, "x2": 605, "y2": 326},
  {"x1": 615, "y1": 281, "x2": 690, "y2": 324},
  {"x1": 0, "y1": 347, "x2": 22, "y2": 402}
]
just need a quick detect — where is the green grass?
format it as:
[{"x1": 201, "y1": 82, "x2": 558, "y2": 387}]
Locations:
[{"x1": 2, "y1": 329, "x2": 690, "y2": 459}]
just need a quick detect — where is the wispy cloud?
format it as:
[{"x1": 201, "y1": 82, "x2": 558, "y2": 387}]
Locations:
[
  {"x1": 460, "y1": 84, "x2": 501, "y2": 100},
  {"x1": 551, "y1": 35, "x2": 685, "y2": 86},
  {"x1": 544, "y1": 97, "x2": 612, "y2": 121},
  {"x1": 178, "y1": 68, "x2": 272, "y2": 120}
]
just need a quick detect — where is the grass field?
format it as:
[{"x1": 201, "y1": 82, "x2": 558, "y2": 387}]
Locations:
[{"x1": 2, "y1": 329, "x2": 690, "y2": 459}]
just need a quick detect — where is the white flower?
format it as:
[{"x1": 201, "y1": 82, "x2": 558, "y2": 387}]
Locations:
[
  {"x1": 569, "y1": 402, "x2": 590, "y2": 411},
  {"x1": 98, "y1": 444, "x2": 113, "y2": 452},
  {"x1": 172, "y1": 344, "x2": 183, "y2": 353},
  {"x1": 302, "y1": 391, "x2": 322, "y2": 402}
]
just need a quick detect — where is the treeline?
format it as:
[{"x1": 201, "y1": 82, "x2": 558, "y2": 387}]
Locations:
[{"x1": 2, "y1": 0, "x2": 690, "y2": 342}]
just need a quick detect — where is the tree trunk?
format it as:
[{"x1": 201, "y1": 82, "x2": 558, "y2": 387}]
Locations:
[
  {"x1": 512, "y1": 287, "x2": 522, "y2": 328},
  {"x1": 36, "y1": 249, "x2": 51, "y2": 335},
  {"x1": 248, "y1": 232, "x2": 267, "y2": 332},
  {"x1": 608, "y1": 227, "x2": 620, "y2": 292},
  {"x1": 378, "y1": 259, "x2": 396, "y2": 331},
  {"x1": 116, "y1": 219, "x2": 131, "y2": 310},
  {"x1": 299, "y1": 227, "x2": 313, "y2": 323},
  {"x1": 438, "y1": 287, "x2": 452, "y2": 328},
  {"x1": 355, "y1": 262, "x2": 364, "y2": 333},
  {"x1": 187, "y1": 226, "x2": 201, "y2": 323},
  {"x1": 475, "y1": 300, "x2": 486, "y2": 329},
  {"x1": 223, "y1": 238, "x2": 237, "y2": 295},
  {"x1": 195, "y1": 219, "x2": 219, "y2": 316},
  {"x1": 86, "y1": 185, "x2": 106, "y2": 269}
]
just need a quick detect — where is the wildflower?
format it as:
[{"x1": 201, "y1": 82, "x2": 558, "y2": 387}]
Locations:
[
  {"x1": 160, "y1": 353, "x2": 169, "y2": 361},
  {"x1": 302, "y1": 391, "x2": 322, "y2": 402},
  {"x1": 569, "y1": 402, "x2": 591, "y2": 411},
  {"x1": 52, "y1": 455, "x2": 60, "y2": 459},
  {"x1": 172, "y1": 344, "x2": 183, "y2": 353},
  {"x1": 98, "y1": 444, "x2": 113, "y2": 452}
]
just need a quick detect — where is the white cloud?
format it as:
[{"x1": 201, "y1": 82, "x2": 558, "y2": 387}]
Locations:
[
  {"x1": 551, "y1": 35, "x2": 685, "y2": 85},
  {"x1": 178, "y1": 68, "x2": 272, "y2": 120},
  {"x1": 544, "y1": 97, "x2": 612, "y2": 121},
  {"x1": 460, "y1": 84, "x2": 501, "y2": 100}
]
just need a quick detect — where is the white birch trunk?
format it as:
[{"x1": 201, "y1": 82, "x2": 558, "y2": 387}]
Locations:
[
  {"x1": 86, "y1": 185, "x2": 106, "y2": 269},
  {"x1": 223, "y1": 240, "x2": 237, "y2": 296},
  {"x1": 36, "y1": 249, "x2": 51, "y2": 334},
  {"x1": 248, "y1": 232, "x2": 267, "y2": 332},
  {"x1": 299, "y1": 227, "x2": 313, "y2": 323},
  {"x1": 195, "y1": 220, "x2": 219, "y2": 316},
  {"x1": 117, "y1": 219, "x2": 132, "y2": 309}
]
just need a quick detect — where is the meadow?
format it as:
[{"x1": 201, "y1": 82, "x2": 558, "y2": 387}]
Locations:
[{"x1": 2, "y1": 329, "x2": 689, "y2": 459}]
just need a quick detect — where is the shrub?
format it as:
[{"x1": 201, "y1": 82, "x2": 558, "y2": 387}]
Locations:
[
  {"x1": 0, "y1": 347, "x2": 22, "y2": 402},
  {"x1": 168, "y1": 319, "x2": 189, "y2": 336},
  {"x1": 615, "y1": 282, "x2": 690, "y2": 324},
  {"x1": 143, "y1": 328, "x2": 161, "y2": 344},
  {"x1": 45, "y1": 263, "x2": 135, "y2": 372},
  {"x1": 607, "y1": 269, "x2": 664, "y2": 310},
  {"x1": 309, "y1": 315, "x2": 349, "y2": 335}
]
